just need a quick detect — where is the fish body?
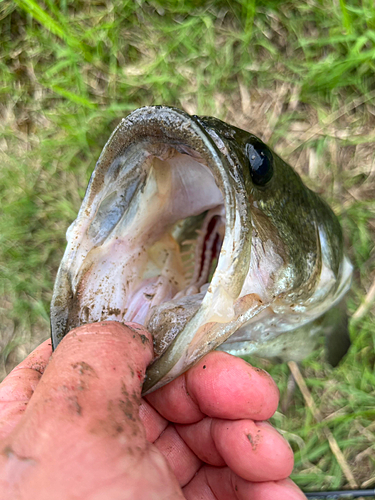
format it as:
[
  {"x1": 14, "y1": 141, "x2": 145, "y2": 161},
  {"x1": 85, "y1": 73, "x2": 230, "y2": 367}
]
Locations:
[{"x1": 50, "y1": 106, "x2": 352, "y2": 393}]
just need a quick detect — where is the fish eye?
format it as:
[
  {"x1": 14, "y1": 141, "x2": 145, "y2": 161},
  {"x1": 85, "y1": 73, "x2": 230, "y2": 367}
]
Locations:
[{"x1": 245, "y1": 141, "x2": 274, "y2": 186}]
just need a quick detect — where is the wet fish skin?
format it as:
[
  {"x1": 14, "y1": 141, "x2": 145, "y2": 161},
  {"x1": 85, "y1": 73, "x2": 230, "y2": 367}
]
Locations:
[
  {"x1": 197, "y1": 116, "x2": 351, "y2": 367},
  {"x1": 196, "y1": 115, "x2": 343, "y2": 300},
  {"x1": 50, "y1": 106, "x2": 352, "y2": 394}
]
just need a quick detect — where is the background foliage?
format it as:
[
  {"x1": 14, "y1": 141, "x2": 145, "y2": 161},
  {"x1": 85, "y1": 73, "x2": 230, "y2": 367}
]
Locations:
[{"x1": 1, "y1": 0, "x2": 375, "y2": 493}]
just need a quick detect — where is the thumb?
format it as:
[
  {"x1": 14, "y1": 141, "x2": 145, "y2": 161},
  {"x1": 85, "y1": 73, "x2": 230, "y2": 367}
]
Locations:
[
  {"x1": 31, "y1": 321, "x2": 153, "y2": 428},
  {"x1": 0, "y1": 321, "x2": 155, "y2": 497}
]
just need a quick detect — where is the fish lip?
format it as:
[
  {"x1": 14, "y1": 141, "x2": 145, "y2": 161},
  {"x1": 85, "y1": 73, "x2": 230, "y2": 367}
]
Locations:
[{"x1": 51, "y1": 105, "x2": 252, "y2": 391}]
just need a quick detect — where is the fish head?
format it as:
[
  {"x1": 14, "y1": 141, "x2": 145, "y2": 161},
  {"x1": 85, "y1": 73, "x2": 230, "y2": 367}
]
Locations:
[{"x1": 50, "y1": 106, "x2": 352, "y2": 394}]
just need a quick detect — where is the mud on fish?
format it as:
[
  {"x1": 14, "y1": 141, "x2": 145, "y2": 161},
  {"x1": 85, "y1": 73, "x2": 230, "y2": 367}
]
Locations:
[{"x1": 50, "y1": 106, "x2": 352, "y2": 394}]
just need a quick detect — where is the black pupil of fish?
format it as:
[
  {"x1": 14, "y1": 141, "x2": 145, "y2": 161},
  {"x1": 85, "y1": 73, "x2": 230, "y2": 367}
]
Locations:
[{"x1": 246, "y1": 143, "x2": 274, "y2": 186}]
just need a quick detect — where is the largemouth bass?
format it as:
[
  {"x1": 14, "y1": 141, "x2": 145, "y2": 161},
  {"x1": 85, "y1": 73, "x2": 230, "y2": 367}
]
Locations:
[{"x1": 50, "y1": 106, "x2": 352, "y2": 394}]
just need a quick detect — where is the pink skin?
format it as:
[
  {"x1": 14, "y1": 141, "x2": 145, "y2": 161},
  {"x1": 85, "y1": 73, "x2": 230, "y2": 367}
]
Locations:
[{"x1": 0, "y1": 322, "x2": 307, "y2": 500}]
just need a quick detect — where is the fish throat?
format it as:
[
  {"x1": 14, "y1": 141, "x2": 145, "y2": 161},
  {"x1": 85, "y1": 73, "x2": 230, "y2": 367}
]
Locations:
[{"x1": 72, "y1": 145, "x2": 226, "y2": 358}]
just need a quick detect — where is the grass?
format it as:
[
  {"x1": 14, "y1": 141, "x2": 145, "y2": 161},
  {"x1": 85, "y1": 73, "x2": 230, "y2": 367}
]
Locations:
[{"x1": 1, "y1": 0, "x2": 375, "y2": 493}]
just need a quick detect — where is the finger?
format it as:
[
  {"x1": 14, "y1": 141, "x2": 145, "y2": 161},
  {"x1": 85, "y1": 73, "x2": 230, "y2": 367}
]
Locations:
[
  {"x1": 176, "y1": 418, "x2": 293, "y2": 479},
  {"x1": 153, "y1": 424, "x2": 202, "y2": 486},
  {"x1": 1, "y1": 322, "x2": 154, "y2": 478},
  {"x1": 211, "y1": 420, "x2": 294, "y2": 482},
  {"x1": 175, "y1": 417, "x2": 225, "y2": 466},
  {"x1": 146, "y1": 367, "x2": 204, "y2": 424},
  {"x1": 0, "y1": 339, "x2": 52, "y2": 440},
  {"x1": 183, "y1": 466, "x2": 307, "y2": 500},
  {"x1": 0, "y1": 339, "x2": 52, "y2": 400},
  {"x1": 146, "y1": 351, "x2": 279, "y2": 424},
  {"x1": 139, "y1": 398, "x2": 168, "y2": 443}
]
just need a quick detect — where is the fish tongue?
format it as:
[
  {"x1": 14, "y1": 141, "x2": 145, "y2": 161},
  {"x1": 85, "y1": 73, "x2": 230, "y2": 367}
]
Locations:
[{"x1": 146, "y1": 292, "x2": 205, "y2": 360}]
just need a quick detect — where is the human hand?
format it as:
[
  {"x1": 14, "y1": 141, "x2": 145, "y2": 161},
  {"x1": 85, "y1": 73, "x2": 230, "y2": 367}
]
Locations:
[{"x1": 0, "y1": 322, "x2": 306, "y2": 499}]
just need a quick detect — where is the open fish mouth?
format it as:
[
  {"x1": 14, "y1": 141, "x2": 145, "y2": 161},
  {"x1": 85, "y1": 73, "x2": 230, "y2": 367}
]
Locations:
[
  {"x1": 51, "y1": 106, "x2": 352, "y2": 394},
  {"x1": 51, "y1": 106, "x2": 266, "y2": 393}
]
